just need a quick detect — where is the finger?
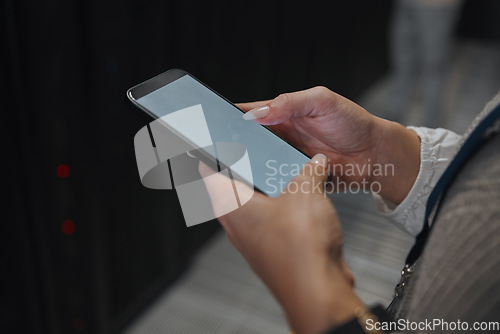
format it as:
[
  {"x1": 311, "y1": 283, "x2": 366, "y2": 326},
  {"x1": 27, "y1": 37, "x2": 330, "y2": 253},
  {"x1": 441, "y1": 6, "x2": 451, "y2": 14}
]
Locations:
[
  {"x1": 341, "y1": 260, "x2": 355, "y2": 288},
  {"x1": 236, "y1": 100, "x2": 272, "y2": 112},
  {"x1": 242, "y1": 86, "x2": 335, "y2": 126},
  {"x1": 198, "y1": 160, "x2": 260, "y2": 220},
  {"x1": 284, "y1": 153, "x2": 329, "y2": 196}
]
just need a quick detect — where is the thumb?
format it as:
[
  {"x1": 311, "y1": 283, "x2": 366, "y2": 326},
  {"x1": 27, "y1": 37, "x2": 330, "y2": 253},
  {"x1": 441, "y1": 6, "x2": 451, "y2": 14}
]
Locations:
[
  {"x1": 198, "y1": 161, "x2": 255, "y2": 219},
  {"x1": 284, "y1": 153, "x2": 329, "y2": 196}
]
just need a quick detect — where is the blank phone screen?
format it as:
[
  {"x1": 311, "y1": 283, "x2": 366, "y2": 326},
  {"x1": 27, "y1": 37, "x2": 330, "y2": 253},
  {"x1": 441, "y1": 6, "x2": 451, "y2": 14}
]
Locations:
[{"x1": 136, "y1": 74, "x2": 310, "y2": 197}]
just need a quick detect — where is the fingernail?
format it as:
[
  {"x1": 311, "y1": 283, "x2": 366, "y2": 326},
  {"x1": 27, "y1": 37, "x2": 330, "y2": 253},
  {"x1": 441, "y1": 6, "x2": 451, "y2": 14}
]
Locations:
[
  {"x1": 311, "y1": 153, "x2": 328, "y2": 167},
  {"x1": 242, "y1": 106, "x2": 270, "y2": 120}
]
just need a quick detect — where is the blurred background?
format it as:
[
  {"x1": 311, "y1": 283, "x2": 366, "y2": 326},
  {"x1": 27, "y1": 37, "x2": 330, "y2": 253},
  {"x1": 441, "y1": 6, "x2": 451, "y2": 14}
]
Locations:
[{"x1": 4, "y1": 0, "x2": 500, "y2": 333}]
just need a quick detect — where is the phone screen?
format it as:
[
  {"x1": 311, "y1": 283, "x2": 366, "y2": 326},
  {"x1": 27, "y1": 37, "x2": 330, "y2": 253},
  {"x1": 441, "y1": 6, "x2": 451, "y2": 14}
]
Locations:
[{"x1": 134, "y1": 74, "x2": 310, "y2": 197}]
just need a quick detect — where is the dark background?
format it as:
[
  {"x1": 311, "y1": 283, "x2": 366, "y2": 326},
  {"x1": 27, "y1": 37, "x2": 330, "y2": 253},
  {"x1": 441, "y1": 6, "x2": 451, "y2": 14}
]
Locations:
[{"x1": 4, "y1": 0, "x2": 500, "y2": 333}]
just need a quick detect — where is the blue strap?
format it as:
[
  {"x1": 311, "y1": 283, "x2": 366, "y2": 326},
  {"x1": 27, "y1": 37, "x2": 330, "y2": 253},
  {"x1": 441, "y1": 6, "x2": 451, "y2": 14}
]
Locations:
[{"x1": 406, "y1": 104, "x2": 500, "y2": 266}]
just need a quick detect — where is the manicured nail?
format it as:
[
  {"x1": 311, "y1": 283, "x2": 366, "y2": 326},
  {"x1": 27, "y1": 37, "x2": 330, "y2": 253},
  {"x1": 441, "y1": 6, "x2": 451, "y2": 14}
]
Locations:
[
  {"x1": 242, "y1": 106, "x2": 270, "y2": 120},
  {"x1": 311, "y1": 153, "x2": 328, "y2": 167}
]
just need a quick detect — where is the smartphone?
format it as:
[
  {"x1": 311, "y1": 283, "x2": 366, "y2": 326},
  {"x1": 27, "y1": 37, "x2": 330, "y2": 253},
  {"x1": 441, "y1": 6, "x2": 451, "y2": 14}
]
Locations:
[{"x1": 127, "y1": 68, "x2": 310, "y2": 197}]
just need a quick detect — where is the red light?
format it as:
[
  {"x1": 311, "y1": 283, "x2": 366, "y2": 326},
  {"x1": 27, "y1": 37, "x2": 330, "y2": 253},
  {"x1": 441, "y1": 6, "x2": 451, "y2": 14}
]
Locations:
[
  {"x1": 62, "y1": 220, "x2": 75, "y2": 235},
  {"x1": 73, "y1": 317, "x2": 85, "y2": 331},
  {"x1": 57, "y1": 164, "x2": 70, "y2": 178}
]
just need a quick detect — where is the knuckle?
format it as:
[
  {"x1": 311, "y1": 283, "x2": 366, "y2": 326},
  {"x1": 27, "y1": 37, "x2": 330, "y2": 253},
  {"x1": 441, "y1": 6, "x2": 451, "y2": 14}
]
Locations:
[
  {"x1": 311, "y1": 85, "x2": 331, "y2": 97},
  {"x1": 274, "y1": 92, "x2": 292, "y2": 106}
]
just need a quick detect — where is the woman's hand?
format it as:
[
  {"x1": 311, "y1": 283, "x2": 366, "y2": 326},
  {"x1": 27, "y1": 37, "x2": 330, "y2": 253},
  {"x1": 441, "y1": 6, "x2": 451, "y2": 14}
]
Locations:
[
  {"x1": 240, "y1": 87, "x2": 376, "y2": 183},
  {"x1": 199, "y1": 154, "x2": 364, "y2": 334},
  {"x1": 238, "y1": 87, "x2": 421, "y2": 205}
]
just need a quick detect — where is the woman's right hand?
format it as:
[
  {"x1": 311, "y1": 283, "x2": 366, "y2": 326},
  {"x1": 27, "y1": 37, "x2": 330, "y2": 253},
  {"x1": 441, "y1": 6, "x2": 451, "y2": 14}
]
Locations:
[{"x1": 238, "y1": 86, "x2": 421, "y2": 205}]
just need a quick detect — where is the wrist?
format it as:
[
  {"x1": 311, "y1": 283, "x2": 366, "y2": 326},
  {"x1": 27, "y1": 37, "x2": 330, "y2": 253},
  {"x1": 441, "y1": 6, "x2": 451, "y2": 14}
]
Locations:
[
  {"x1": 370, "y1": 117, "x2": 421, "y2": 205},
  {"x1": 281, "y1": 262, "x2": 364, "y2": 334},
  {"x1": 323, "y1": 274, "x2": 365, "y2": 328}
]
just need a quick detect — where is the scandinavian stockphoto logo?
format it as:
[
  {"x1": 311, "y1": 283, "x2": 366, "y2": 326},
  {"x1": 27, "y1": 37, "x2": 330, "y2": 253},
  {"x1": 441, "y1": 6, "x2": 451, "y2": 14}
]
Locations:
[{"x1": 134, "y1": 104, "x2": 254, "y2": 227}]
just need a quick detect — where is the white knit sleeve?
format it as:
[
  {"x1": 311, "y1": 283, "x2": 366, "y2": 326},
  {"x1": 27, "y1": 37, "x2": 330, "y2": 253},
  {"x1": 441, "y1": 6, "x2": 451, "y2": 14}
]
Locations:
[{"x1": 372, "y1": 127, "x2": 462, "y2": 236}]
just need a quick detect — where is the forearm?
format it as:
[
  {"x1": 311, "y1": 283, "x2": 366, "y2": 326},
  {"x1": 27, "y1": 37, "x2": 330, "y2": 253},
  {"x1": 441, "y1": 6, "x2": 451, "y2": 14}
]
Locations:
[{"x1": 371, "y1": 117, "x2": 421, "y2": 206}]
